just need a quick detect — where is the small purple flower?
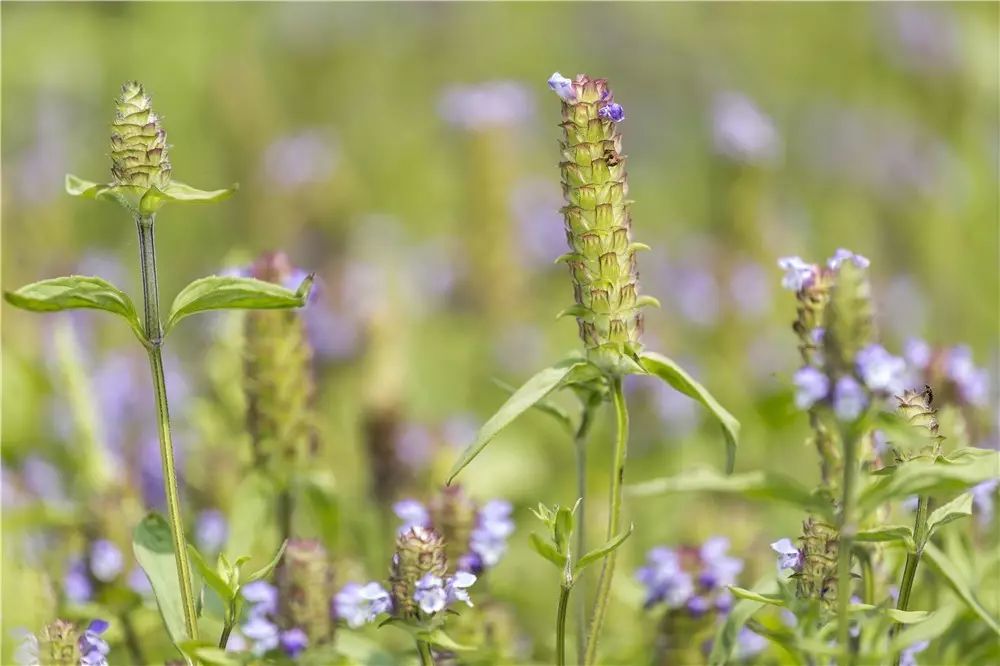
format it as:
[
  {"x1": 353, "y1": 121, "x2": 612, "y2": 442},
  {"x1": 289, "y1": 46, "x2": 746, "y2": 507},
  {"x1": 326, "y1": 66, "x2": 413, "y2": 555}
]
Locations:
[
  {"x1": 833, "y1": 376, "x2": 868, "y2": 421},
  {"x1": 698, "y1": 536, "x2": 743, "y2": 589},
  {"x1": 737, "y1": 627, "x2": 767, "y2": 657},
  {"x1": 712, "y1": 91, "x2": 781, "y2": 164},
  {"x1": 947, "y1": 346, "x2": 990, "y2": 406},
  {"x1": 242, "y1": 615, "x2": 280, "y2": 656},
  {"x1": 79, "y1": 620, "x2": 110, "y2": 666},
  {"x1": 547, "y1": 72, "x2": 575, "y2": 102},
  {"x1": 64, "y1": 557, "x2": 94, "y2": 604},
  {"x1": 899, "y1": 639, "x2": 930, "y2": 666},
  {"x1": 770, "y1": 538, "x2": 803, "y2": 572},
  {"x1": 686, "y1": 595, "x2": 711, "y2": 617},
  {"x1": 413, "y1": 574, "x2": 447, "y2": 614},
  {"x1": 793, "y1": 366, "x2": 830, "y2": 410},
  {"x1": 195, "y1": 509, "x2": 228, "y2": 554},
  {"x1": 827, "y1": 248, "x2": 870, "y2": 270},
  {"x1": 856, "y1": 344, "x2": 907, "y2": 394},
  {"x1": 242, "y1": 581, "x2": 279, "y2": 617},
  {"x1": 127, "y1": 567, "x2": 152, "y2": 596},
  {"x1": 777, "y1": 256, "x2": 818, "y2": 292},
  {"x1": 469, "y1": 499, "x2": 515, "y2": 569},
  {"x1": 903, "y1": 338, "x2": 931, "y2": 369},
  {"x1": 446, "y1": 571, "x2": 477, "y2": 607},
  {"x1": 635, "y1": 547, "x2": 694, "y2": 609},
  {"x1": 598, "y1": 103, "x2": 625, "y2": 123},
  {"x1": 334, "y1": 582, "x2": 392, "y2": 628},
  {"x1": 89, "y1": 540, "x2": 124, "y2": 582},
  {"x1": 279, "y1": 627, "x2": 309, "y2": 658},
  {"x1": 439, "y1": 81, "x2": 533, "y2": 130},
  {"x1": 393, "y1": 499, "x2": 430, "y2": 533}
]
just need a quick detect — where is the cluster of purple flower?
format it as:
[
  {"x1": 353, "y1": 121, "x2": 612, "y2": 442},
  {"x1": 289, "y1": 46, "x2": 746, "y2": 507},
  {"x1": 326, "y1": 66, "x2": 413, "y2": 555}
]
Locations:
[
  {"x1": 636, "y1": 537, "x2": 742, "y2": 615},
  {"x1": 393, "y1": 497, "x2": 514, "y2": 575},
  {"x1": 902, "y1": 340, "x2": 990, "y2": 408},
  {"x1": 14, "y1": 619, "x2": 110, "y2": 666},
  {"x1": 64, "y1": 539, "x2": 152, "y2": 604},
  {"x1": 547, "y1": 72, "x2": 624, "y2": 122},
  {"x1": 233, "y1": 581, "x2": 309, "y2": 658}
]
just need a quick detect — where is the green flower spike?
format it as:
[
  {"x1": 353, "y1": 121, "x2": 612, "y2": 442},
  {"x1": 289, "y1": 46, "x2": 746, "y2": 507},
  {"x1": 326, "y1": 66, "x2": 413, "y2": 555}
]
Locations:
[
  {"x1": 66, "y1": 81, "x2": 235, "y2": 215},
  {"x1": 390, "y1": 526, "x2": 448, "y2": 619}
]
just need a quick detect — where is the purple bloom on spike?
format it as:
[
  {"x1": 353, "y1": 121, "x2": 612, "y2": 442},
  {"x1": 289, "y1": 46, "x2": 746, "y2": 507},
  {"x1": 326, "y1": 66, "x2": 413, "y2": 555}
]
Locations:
[
  {"x1": 903, "y1": 338, "x2": 931, "y2": 369},
  {"x1": 79, "y1": 620, "x2": 110, "y2": 666},
  {"x1": 279, "y1": 628, "x2": 308, "y2": 658},
  {"x1": 89, "y1": 540, "x2": 124, "y2": 582},
  {"x1": 547, "y1": 72, "x2": 575, "y2": 102},
  {"x1": 64, "y1": 557, "x2": 93, "y2": 604},
  {"x1": 698, "y1": 536, "x2": 743, "y2": 589},
  {"x1": 712, "y1": 91, "x2": 781, "y2": 164},
  {"x1": 413, "y1": 573, "x2": 447, "y2": 614},
  {"x1": 446, "y1": 571, "x2": 476, "y2": 607},
  {"x1": 827, "y1": 248, "x2": 870, "y2": 270},
  {"x1": 393, "y1": 499, "x2": 430, "y2": 533},
  {"x1": 242, "y1": 615, "x2": 280, "y2": 656},
  {"x1": 793, "y1": 367, "x2": 830, "y2": 410},
  {"x1": 770, "y1": 538, "x2": 803, "y2": 572},
  {"x1": 635, "y1": 547, "x2": 694, "y2": 609},
  {"x1": 334, "y1": 582, "x2": 392, "y2": 628},
  {"x1": 856, "y1": 344, "x2": 907, "y2": 394},
  {"x1": 833, "y1": 376, "x2": 867, "y2": 421},
  {"x1": 777, "y1": 256, "x2": 818, "y2": 292},
  {"x1": 598, "y1": 103, "x2": 625, "y2": 122},
  {"x1": 242, "y1": 581, "x2": 279, "y2": 617}
]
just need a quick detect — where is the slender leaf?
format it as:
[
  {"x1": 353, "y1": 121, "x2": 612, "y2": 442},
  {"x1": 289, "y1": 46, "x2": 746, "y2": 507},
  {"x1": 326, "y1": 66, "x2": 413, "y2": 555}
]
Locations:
[
  {"x1": 859, "y1": 449, "x2": 999, "y2": 512},
  {"x1": 855, "y1": 525, "x2": 915, "y2": 551},
  {"x1": 133, "y1": 513, "x2": 190, "y2": 650},
  {"x1": 923, "y1": 542, "x2": 1000, "y2": 636},
  {"x1": 245, "y1": 540, "x2": 288, "y2": 584},
  {"x1": 493, "y1": 378, "x2": 575, "y2": 433},
  {"x1": 420, "y1": 628, "x2": 475, "y2": 651},
  {"x1": 574, "y1": 523, "x2": 634, "y2": 575},
  {"x1": 639, "y1": 351, "x2": 740, "y2": 472},
  {"x1": 926, "y1": 493, "x2": 973, "y2": 538},
  {"x1": 554, "y1": 506, "x2": 574, "y2": 555},
  {"x1": 5, "y1": 276, "x2": 144, "y2": 339},
  {"x1": 709, "y1": 579, "x2": 779, "y2": 666},
  {"x1": 529, "y1": 533, "x2": 567, "y2": 568},
  {"x1": 165, "y1": 274, "x2": 313, "y2": 333},
  {"x1": 889, "y1": 605, "x2": 959, "y2": 652},
  {"x1": 446, "y1": 357, "x2": 592, "y2": 484},
  {"x1": 187, "y1": 544, "x2": 233, "y2": 603},
  {"x1": 728, "y1": 585, "x2": 786, "y2": 607}
]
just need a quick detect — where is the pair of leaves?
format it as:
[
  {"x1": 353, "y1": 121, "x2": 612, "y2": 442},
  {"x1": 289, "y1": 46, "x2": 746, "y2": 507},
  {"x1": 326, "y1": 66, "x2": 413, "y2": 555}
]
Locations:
[
  {"x1": 446, "y1": 350, "x2": 740, "y2": 484},
  {"x1": 529, "y1": 520, "x2": 633, "y2": 579},
  {"x1": 4, "y1": 273, "x2": 313, "y2": 341},
  {"x1": 187, "y1": 540, "x2": 288, "y2": 613},
  {"x1": 66, "y1": 174, "x2": 236, "y2": 215}
]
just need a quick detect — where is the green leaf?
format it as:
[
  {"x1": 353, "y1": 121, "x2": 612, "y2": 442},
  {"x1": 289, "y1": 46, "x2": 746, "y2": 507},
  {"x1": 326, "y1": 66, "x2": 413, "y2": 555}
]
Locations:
[
  {"x1": 140, "y1": 181, "x2": 238, "y2": 214},
  {"x1": 858, "y1": 449, "x2": 999, "y2": 512},
  {"x1": 628, "y1": 468, "x2": 832, "y2": 519},
  {"x1": 889, "y1": 605, "x2": 959, "y2": 652},
  {"x1": 165, "y1": 274, "x2": 313, "y2": 333},
  {"x1": 855, "y1": 525, "x2": 915, "y2": 551},
  {"x1": 492, "y1": 378, "x2": 575, "y2": 434},
  {"x1": 847, "y1": 604, "x2": 929, "y2": 624},
  {"x1": 187, "y1": 544, "x2": 233, "y2": 604},
  {"x1": 709, "y1": 579, "x2": 779, "y2": 666},
  {"x1": 133, "y1": 513, "x2": 190, "y2": 650},
  {"x1": 4, "y1": 276, "x2": 144, "y2": 339},
  {"x1": 923, "y1": 542, "x2": 1000, "y2": 636},
  {"x1": 638, "y1": 351, "x2": 740, "y2": 473},
  {"x1": 728, "y1": 585, "x2": 786, "y2": 607},
  {"x1": 226, "y1": 472, "x2": 279, "y2": 560},
  {"x1": 926, "y1": 492, "x2": 973, "y2": 538},
  {"x1": 446, "y1": 357, "x2": 592, "y2": 484},
  {"x1": 529, "y1": 533, "x2": 566, "y2": 568},
  {"x1": 574, "y1": 523, "x2": 634, "y2": 575},
  {"x1": 244, "y1": 540, "x2": 288, "y2": 584},
  {"x1": 419, "y1": 628, "x2": 475, "y2": 651},
  {"x1": 554, "y1": 506, "x2": 574, "y2": 555},
  {"x1": 65, "y1": 174, "x2": 145, "y2": 213}
]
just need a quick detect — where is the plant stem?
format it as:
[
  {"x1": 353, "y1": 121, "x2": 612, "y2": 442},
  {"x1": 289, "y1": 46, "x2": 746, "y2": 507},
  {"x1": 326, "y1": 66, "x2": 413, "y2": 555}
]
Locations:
[
  {"x1": 416, "y1": 639, "x2": 435, "y2": 666},
  {"x1": 891, "y1": 495, "x2": 930, "y2": 664},
  {"x1": 136, "y1": 214, "x2": 199, "y2": 642},
  {"x1": 556, "y1": 584, "x2": 571, "y2": 666},
  {"x1": 836, "y1": 424, "x2": 859, "y2": 663},
  {"x1": 583, "y1": 376, "x2": 628, "y2": 666},
  {"x1": 573, "y1": 394, "x2": 599, "y2": 663}
]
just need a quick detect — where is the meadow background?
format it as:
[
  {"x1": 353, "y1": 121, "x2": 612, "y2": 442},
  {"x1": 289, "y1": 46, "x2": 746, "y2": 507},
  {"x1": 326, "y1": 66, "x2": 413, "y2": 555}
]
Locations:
[{"x1": 2, "y1": 2, "x2": 998, "y2": 664}]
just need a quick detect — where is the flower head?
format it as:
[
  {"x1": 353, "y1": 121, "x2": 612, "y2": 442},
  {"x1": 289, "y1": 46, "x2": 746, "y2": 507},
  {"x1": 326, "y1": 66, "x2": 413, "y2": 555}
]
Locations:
[
  {"x1": 770, "y1": 538, "x2": 803, "y2": 572},
  {"x1": 446, "y1": 571, "x2": 477, "y2": 607},
  {"x1": 793, "y1": 366, "x2": 830, "y2": 410},
  {"x1": 598, "y1": 102, "x2": 625, "y2": 122},
  {"x1": 334, "y1": 582, "x2": 392, "y2": 628},
  {"x1": 547, "y1": 72, "x2": 576, "y2": 102},
  {"x1": 778, "y1": 256, "x2": 818, "y2": 292},
  {"x1": 413, "y1": 574, "x2": 448, "y2": 614},
  {"x1": 833, "y1": 376, "x2": 868, "y2": 421},
  {"x1": 827, "y1": 248, "x2": 870, "y2": 271},
  {"x1": 635, "y1": 547, "x2": 694, "y2": 609},
  {"x1": 698, "y1": 536, "x2": 743, "y2": 589}
]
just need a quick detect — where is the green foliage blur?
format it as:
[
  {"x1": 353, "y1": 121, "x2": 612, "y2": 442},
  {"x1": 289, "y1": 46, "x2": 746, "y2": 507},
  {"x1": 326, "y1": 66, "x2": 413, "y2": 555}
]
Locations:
[{"x1": 2, "y1": 3, "x2": 997, "y2": 664}]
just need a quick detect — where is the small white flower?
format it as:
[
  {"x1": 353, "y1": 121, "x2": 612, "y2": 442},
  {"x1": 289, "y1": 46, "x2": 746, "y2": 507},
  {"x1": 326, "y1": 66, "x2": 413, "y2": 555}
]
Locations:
[{"x1": 547, "y1": 72, "x2": 575, "y2": 102}]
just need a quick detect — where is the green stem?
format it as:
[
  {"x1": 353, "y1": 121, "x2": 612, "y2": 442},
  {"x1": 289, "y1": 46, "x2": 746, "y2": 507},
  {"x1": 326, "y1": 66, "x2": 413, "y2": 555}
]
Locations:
[
  {"x1": 573, "y1": 394, "x2": 599, "y2": 664},
  {"x1": 137, "y1": 214, "x2": 199, "y2": 642},
  {"x1": 836, "y1": 424, "x2": 859, "y2": 663},
  {"x1": 417, "y1": 639, "x2": 435, "y2": 666},
  {"x1": 892, "y1": 495, "x2": 930, "y2": 664},
  {"x1": 583, "y1": 376, "x2": 628, "y2": 666},
  {"x1": 556, "y1": 584, "x2": 571, "y2": 666},
  {"x1": 219, "y1": 611, "x2": 235, "y2": 650}
]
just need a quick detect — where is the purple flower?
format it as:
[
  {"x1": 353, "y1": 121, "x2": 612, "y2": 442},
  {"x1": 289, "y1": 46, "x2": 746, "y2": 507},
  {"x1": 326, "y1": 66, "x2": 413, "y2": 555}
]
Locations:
[
  {"x1": 469, "y1": 499, "x2": 515, "y2": 569},
  {"x1": 904, "y1": 338, "x2": 932, "y2": 369},
  {"x1": 547, "y1": 73, "x2": 575, "y2": 102},
  {"x1": 827, "y1": 248, "x2": 870, "y2": 270},
  {"x1": 947, "y1": 346, "x2": 990, "y2": 407},
  {"x1": 413, "y1": 574, "x2": 448, "y2": 614},
  {"x1": 21, "y1": 456, "x2": 68, "y2": 505},
  {"x1": 242, "y1": 615, "x2": 280, "y2": 656},
  {"x1": 770, "y1": 538, "x2": 803, "y2": 572},
  {"x1": 439, "y1": 81, "x2": 533, "y2": 130},
  {"x1": 195, "y1": 509, "x2": 228, "y2": 554},
  {"x1": 260, "y1": 128, "x2": 339, "y2": 190},
  {"x1": 777, "y1": 256, "x2": 818, "y2": 292},
  {"x1": 899, "y1": 639, "x2": 930, "y2": 666},
  {"x1": 833, "y1": 376, "x2": 868, "y2": 421},
  {"x1": 737, "y1": 627, "x2": 767, "y2": 657},
  {"x1": 510, "y1": 179, "x2": 566, "y2": 269},
  {"x1": 635, "y1": 547, "x2": 694, "y2": 609},
  {"x1": 393, "y1": 499, "x2": 430, "y2": 533},
  {"x1": 712, "y1": 91, "x2": 781, "y2": 164},
  {"x1": 730, "y1": 261, "x2": 773, "y2": 319},
  {"x1": 446, "y1": 571, "x2": 477, "y2": 607},
  {"x1": 79, "y1": 620, "x2": 110, "y2": 666},
  {"x1": 698, "y1": 537, "x2": 743, "y2": 589},
  {"x1": 242, "y1": 581, "x2": 279, "y2": 617},
  {"x1": 89, "y1": 540, "x2": 123, "y2": 583},
  {"x1": 64, "y1": 557, "x2": 93, "y2": 604},
  {"x1": 598, "y1": 103, "x2": 625, "y2": 123},
  {"x1": 127, "y1": 567, "x2": 152, "y2": 596},
  {"x1": 334, "y1": 582, "x2": 392, "y2": 628},
  {"x1": 856, "y1": 344, "x2": 907, "y2": 394},
  {"x1": 793, "y1": 366, "x2": 830, "y2": 410},
  {"x1": 279, "y1": 628, "x2": 308, "y2": 658}
]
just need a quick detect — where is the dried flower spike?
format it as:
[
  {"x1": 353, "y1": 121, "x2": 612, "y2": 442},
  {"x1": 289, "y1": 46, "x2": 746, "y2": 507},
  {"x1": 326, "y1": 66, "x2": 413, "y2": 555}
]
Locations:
[
  {"x1": 389, "y1": 526, "x2": 448, "y2": 618},
  {"x1": 552, "y1": 73, "x2": 657, "y2": 373}
]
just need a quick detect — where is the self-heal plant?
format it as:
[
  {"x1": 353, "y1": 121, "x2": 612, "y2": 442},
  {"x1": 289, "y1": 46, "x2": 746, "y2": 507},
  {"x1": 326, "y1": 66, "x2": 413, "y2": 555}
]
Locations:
[
  {"x1": 447, "y1": 73, "x2": 739, "y2": 666},
  {"x1": 5, "y1": 82, "x2": 313, "y2": 655}
]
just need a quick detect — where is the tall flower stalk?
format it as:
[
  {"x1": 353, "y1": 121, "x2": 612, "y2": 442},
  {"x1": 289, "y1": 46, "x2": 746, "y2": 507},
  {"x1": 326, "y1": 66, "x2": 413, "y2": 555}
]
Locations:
[
  {"x1": 5, "y1": 81, "x2": 312, "y2": 652},
  {"x1": 447, "y1": 72, "x2": 739, "y2": 666}
]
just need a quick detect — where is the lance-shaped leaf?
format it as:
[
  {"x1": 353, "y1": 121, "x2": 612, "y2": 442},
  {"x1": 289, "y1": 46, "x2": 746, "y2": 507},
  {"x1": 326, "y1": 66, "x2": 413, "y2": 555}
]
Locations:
[
  {"x1": 638, "y1": 351, "x2": 740, "y2": 473},
  {"x1": 66, "y1": 174, "x2": 236, "y2": 216},
  {"x1": 5, "y1": 275, "x2": 144, "y2": 339},
  {"x1": 925, "y1": 492, "x2": 973, "y2": 539},
  {"x1": 923, "y1": 542, "x2": 1000, "y2": 636},
  {"x1": 888, "y1": 605, "x2": 959, "y2": 653},
  {"x1": 165, "y1": 274, "x2": 314, "y2": 333},
  {"x1": 574, "y1": 523, "x2": 634, "y2": 575},
  {"x1": 529, "y1": 533, "x2": 567, "y2": 568},
  {"x1": 858, "y1": 448, "x2": 999, "y2": 513},
  {"x1": 446, "y1": 357, "x2": 595, "y2": 484},
  {"x1": 187, "y1": 545, "x2": 233, "y2": 604},
  {"x1": 133, "y1": 513, "x2": 191, "y2": 651},
  {"x1": 244, "y1": 540, "x2": 288, "y2": 584},
  {"x1": 855, "y1": 525, "x2": 916, "y2": 552}
]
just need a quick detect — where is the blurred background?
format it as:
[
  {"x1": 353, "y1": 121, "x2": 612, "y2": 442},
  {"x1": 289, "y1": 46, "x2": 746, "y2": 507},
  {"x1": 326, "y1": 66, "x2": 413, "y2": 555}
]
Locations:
[{"x1": 2, "y1": 2, "x2": 997, "y2": 664}]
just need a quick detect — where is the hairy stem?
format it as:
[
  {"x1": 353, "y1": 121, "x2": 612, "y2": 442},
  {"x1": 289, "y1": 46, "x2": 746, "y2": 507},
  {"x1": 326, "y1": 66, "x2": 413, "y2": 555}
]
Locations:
[
  {"x1": 573, "y1": 394, "x2": 599, "y2": 663},
  {"x1": 556, "y1": 584, "x2": 571, "y2": 666},
  {"x1": 417, "y1": 639, "x2": 435, "y2": 666},
  {"x1": 137, "y1": 214, "x2": 199, "y2": 641},
  {"x1": 836, "y1": 424, "x2": 859, "y2": 662},
  {"x1": 583, "y1": 377, "x2": 628, "y2": 665}
]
